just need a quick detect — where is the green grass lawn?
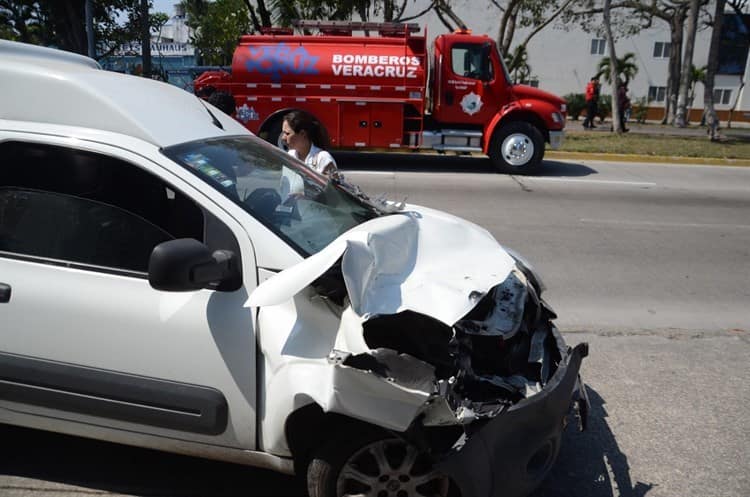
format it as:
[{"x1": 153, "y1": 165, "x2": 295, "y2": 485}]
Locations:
[{"x1": 559, "y1": 131, "x2": 750, "y2": 161}]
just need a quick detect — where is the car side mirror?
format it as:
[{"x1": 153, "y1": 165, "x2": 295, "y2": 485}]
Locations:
[{"x1": 148, "y1": 238, "x2": 240, "y2": 292}]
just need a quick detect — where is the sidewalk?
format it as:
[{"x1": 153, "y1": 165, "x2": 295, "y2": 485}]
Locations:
[
  {"x1": 546, "y1": 119, "x2": 750, "y2": 166},
  {"x1": 565, "y1": 118, "x2": 750, "y2": 141}
]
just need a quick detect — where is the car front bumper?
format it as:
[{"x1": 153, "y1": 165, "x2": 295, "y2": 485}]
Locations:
[{"x1": 438, "y1": 328, "x2": 588, "y2": 497}]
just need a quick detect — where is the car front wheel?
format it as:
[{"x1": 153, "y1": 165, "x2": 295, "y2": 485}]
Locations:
[{"x1": 307, "y1": 431, "x2": 452, "y2": 497}]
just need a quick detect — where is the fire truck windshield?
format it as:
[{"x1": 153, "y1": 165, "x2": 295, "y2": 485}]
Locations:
[{"x1": 163, "y1": 136, "x2": 381, "y2": 256}]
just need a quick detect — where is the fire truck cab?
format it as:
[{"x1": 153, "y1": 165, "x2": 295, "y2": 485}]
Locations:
[{"x1": 194, "y1": 21, "x2": 567, "y2": 175}]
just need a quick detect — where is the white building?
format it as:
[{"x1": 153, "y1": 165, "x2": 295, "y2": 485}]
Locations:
[
  {"x1": 397, "y1": 0, "x2": 750, "y2": 123},
  {"x1": 156, "y1": 3, "x2": 193, "y2": 45}
]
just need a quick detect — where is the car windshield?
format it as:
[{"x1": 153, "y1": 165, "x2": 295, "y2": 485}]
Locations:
[{"x1": 163, "y1": 136, "x2": 381, "y2": 256}]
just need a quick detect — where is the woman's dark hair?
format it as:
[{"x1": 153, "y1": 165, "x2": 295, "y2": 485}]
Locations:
[{"x1": 283, "y1": 110, "x2": 330, "y2": 148}]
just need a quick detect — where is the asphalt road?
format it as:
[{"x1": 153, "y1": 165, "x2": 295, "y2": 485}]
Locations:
[
  {"x1": 2, "y1": 156, "x2": 749, "y2": 497},
  {"x1": 341, "y1": 153, "x2": 750, "y2": 333}
]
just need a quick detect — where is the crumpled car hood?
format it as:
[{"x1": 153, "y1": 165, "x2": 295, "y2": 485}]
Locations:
[
  {"x1": 249, "y1": 206, "x2": 516, "y2": 326},
  {"x1": 251, "y1": 204, "x2": 588, "y2": 497}
]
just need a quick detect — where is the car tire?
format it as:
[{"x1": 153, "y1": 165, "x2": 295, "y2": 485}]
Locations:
[
  {"x1": 488, "y1": 121, "x2": 545, "y2": 175},
  {"x1": 307, "y1": 428, "x2": 452, "y2": 497}
]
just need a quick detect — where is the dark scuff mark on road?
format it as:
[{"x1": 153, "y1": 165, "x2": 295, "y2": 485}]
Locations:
[{"x1": 510, "y1": 175, "x2": 534, "y2": 192}]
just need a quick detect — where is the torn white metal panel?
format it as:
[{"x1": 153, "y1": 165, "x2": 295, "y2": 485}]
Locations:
[
  {"x1": 249, "y1": 206, "x2": 515, "y2": 327},
  {"x1": 249, "y1": 235, "x2": 353, "y2": 309},
  {"x1": 257, "y1": 287, "x2": 339, "y2": 455},
  {"x1": 331, "y1": 348, "x2": 437, "y2": 393},
  {"x1": 334, "y1": 306, "x2": 371, "y2": 354},
  {"x1": 327, "y1": 362, "x2": 433, "y2": 431},
  {"x1": 258, "y1": 289, "x2": 440, "y2": 455}
]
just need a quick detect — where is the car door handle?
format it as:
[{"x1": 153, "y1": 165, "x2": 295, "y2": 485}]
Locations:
[{"x1": 0, "y1": 283, "x2": 10, "y2": 303}]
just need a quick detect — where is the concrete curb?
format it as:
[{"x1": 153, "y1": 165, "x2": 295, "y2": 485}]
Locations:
[{"x1": 545, "y1": 150, "x2": 750, "y2": 167}]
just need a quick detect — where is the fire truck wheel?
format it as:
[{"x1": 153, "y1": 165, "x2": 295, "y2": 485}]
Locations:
[{"x1": 489, "y1": 122, "x2": 544, "y2": 175}]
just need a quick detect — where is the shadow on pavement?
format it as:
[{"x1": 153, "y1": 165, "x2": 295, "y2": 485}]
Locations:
[
  {"x1": 531, "y1": 386, "x2": 655, "y2": 497},
  {"x1": 536, "y1": 160, "x2": 598, "y2": 177},
  {"x1": 0, "y1": 424, "x2": 305, "y2": 496},
  {"x1": 0, "y1": 387, "x2": 646, "y2": 497},
  {"x1": 334, "y1": 151, "x2": 598, "y2": 177}
]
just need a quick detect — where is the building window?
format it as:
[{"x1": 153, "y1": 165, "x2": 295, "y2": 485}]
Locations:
[
  {"x1": 713, "y1": 89, "x2": 732, "y2": 105},
  {"x1": 648, "y1": 86, "x2": 667, "y2": 102},
  {"x1": 718, "y1": 13, "x2": 750, "y2": 75},
  {"x1": 590, "y1": 39, "x2": 606, "y2": 55},
  {"x1": 653, "y1": 42, "x2": 671, "y2": 58}
]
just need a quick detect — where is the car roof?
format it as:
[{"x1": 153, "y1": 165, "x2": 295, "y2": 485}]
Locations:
[{"x1": 0, "y1": 40, "x2": 249, "y2": 147}]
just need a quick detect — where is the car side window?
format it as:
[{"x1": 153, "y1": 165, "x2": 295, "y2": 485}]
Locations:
[
  {"x1": 0, "y1": 188, "x2": 173, "y2": 272},
  {"x1": 0, "y1": 141, "x2": 205, "y2": 275}
]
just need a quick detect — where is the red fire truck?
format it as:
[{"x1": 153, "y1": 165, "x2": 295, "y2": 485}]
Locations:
[{"x1": 194, "y1": 20, "x2": 566, "y2": 174}]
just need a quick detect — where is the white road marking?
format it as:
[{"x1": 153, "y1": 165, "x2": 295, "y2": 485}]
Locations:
[
  {"x1": 580, "y1": 218, "x2": 750, "y2": 230},
  {"x1": 527, "y1": 177, "x2": 656, "y2": 187},
  {"x1": 344, "y1": 171, "x2": 658, "y2": 187},
  {"x1": 344, "y1": 171, "x2": 397, "y2": 176},
  {"x1": 343, "y1": 170, "x2": 656, "y2": 188}
]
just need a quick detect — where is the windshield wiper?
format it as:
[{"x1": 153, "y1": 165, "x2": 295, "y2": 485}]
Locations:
[
  {"x1": 333, "y1": 177, "x2": 405, "y2": 214},
  {"x1": 198, "y1": 98, "x2": 224, "y2": 130}
]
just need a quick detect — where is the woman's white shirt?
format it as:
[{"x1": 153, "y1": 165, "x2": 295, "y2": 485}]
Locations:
[{"x1": 288, "y1": 144, "x2": 337, "y2": 175}]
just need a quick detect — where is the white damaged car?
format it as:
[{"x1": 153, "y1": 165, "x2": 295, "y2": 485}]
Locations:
[{"x1": 0, "y1": 40, "x2": 588, "y2": 497}]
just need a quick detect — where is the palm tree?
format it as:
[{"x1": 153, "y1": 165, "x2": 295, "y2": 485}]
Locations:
[
  {"x1": 596, "y1": 52, "x2": 639, "y2": 86},
  {"x1": 689, "y1": 64, "x2": 706, "y2": 109}
]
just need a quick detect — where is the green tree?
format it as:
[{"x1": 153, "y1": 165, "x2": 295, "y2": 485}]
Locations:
[
  {"x1": 0, "y1": 0, "x2": 39, "y2": 43},
  {"x1": 492, "y1": 0, "x2": 577, "y2": 58},
  {"x1": 567, "y1": 0, "x2": 710, "y2": 125},
  {"x1": 185, "y1": 0, "x2": 252, "y2": 65},
  {"x1": 1, "y1": 1, "x2": 169, "y2": 61},
  {"x1": 0, "y1": 22, "x2": 15, "y2": 40},
  {"x1": 266, "y1": 0, "x2": 390, "y2": 25},
  {"x1": 241, "y1": 0, "x2": 271, "y2": 31},
  {"x1": 688, "y1": 64, "x2": 706, "y2": 111},
  {"x1": 563, "y1": 92, "x2": 586, "y2": 120},
  {"x1": 507, "y1": 44, "x2": 531, "y2": 81},
  {"x1": 202, "y1": 0, "x2": 414, "y2": 35},
  {"x1": 596, "y1": 52, "x2": 638, "y2": 86}
]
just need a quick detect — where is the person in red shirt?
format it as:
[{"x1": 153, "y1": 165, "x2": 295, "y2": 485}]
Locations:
[{"x1": 583, "y1": 76, "x2": 600, "y2": 129}]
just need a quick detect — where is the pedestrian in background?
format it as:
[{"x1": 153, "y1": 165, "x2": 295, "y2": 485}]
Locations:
[
  {"x1": 282, "y1": 110, "x2": 339, "y2": 178},
  {"x1": 583, "y1": 76, "x2": 600, "y2": 129}
]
